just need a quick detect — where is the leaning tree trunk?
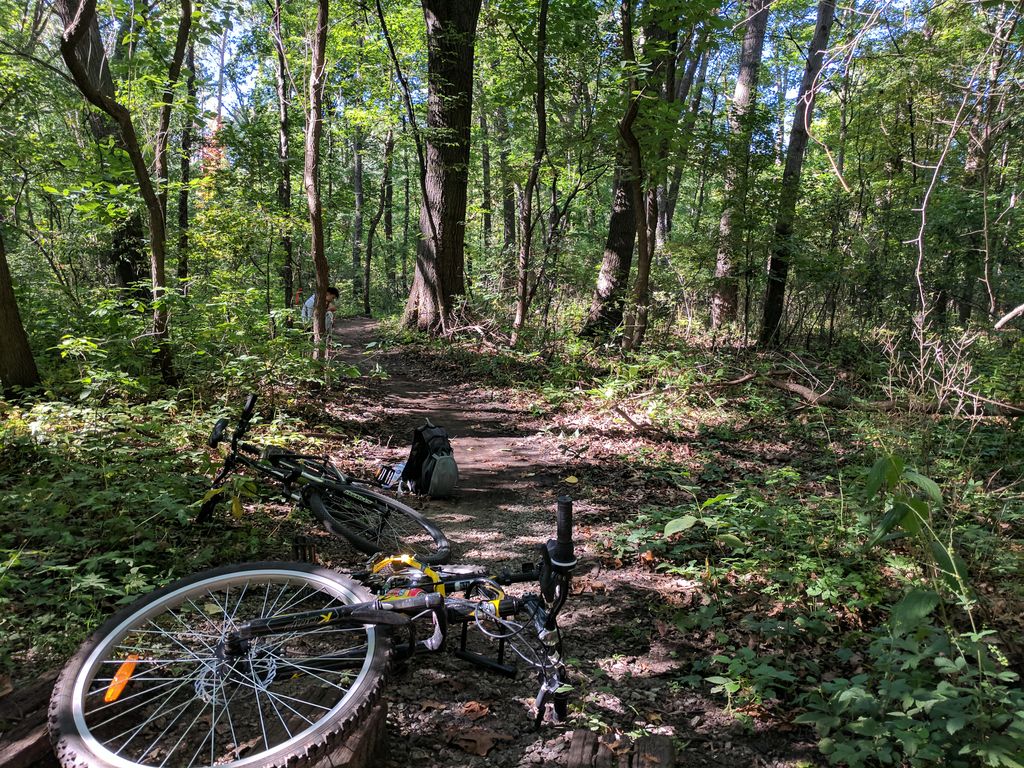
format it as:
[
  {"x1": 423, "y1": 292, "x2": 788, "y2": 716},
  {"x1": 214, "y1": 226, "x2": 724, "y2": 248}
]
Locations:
[
  {"x1": 0, "y1": 225, "x2": 40, "y2": 393},
  {"x1": 58, "y1": 0, "x2": 191, "y2": 380},
  {"x1": 272, "y1": 0, "x2": 294, "y2": 310},
  {"x1": 580, "y1": 161, "x2": 636, "y2": 337},
  {"x1": 759, "y1": 0, "x2": 835, "y2": 346},
  {"x1": 710, "y1": 0, "x2": 769, "y2": 329},
  {"x1": 403, "y1": 0, "x2": 483, "y2": 332},
  {"x1": 305, "y1": 0, "x2": 330, "y2": 355}
]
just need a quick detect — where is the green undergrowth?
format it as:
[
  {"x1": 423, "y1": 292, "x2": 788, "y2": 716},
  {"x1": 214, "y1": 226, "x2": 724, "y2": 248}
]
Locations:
[
  {"x1": 387, "y1": 320, "x2": 1024, "y2": 766},
  {"x1": 600, "y1": 408, "x2": 1023, "y2": 766},
  {"x1": 0, "y1": 392, "x2": 354, "y2": 682}
]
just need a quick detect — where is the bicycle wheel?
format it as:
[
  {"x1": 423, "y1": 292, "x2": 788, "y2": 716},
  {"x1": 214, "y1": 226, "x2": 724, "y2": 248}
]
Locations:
[
  {"x1": 49, "y1": 562, "x2": 388, "y2": 768},
  {"x1": 307, "y1": 485, "x2": 451, "y2": 565}
]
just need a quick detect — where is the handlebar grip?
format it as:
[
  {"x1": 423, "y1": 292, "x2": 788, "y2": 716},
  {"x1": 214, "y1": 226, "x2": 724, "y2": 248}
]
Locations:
[
  {"x1": 556, "y1": 495, "x2": 573, "y2": 544},
  {"x1": 383, "y1": 592, "x2": 444, "y2": 613},
  {"x1": 549, "y1": 496, "x2": 576, "y2": 571},
  {"x1": 208, "y1": 418, "x2": 229, "y2": 448},
  {"x1": 241, "y1": 393, "x2": 258, "y2": 420}
]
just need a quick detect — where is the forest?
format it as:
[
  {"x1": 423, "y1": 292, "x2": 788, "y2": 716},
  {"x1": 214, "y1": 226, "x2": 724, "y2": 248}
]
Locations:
[{"x1": 1, "y1": 0, "x2": 1023, "y2": 765}]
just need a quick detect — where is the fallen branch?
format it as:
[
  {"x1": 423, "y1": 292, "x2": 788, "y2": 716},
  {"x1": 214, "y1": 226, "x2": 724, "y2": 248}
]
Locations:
[
  {"x1": 610, "y1": 405, "x2": 686, "y2": 443},
  {"x1": 716, "y1": 372, "x2": 1023, "y2": 417},
  {"x1": 994, "y1": 301, "x2": 1024, "y2": 331},
  {"x1": 767, "y1": 378, "x2": 846, "y2": 407}
]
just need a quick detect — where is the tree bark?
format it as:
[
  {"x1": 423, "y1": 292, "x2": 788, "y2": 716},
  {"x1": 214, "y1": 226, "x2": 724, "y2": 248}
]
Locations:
[
  {"x1": 306, "y1": 0, "x2": 330, "y2": 354},
  {"x1": 510, "y1": 0, "x2": 548, "y2": 345},
  {"x1": 710, "y1": 0, "x2": 769, "y2": 329},
  {"x1": 403, "y1": 0, "x2": 483, "y2": 332},
  {"x1": 580, "y1": 162, "x2": 636, "y2": 337},
  {"x1": 495, "y1": 106, "x2": 516, "y2": 289},
  {"x1": 958, "y1": 8, "x2": 1017, "y2": 326},
  {"x1": 177, "y1": 42, "x2": 196, "y2": 293},
  {"x1": 618, "y1": 0, "x2": 652, "y2": 351},
  {"x1": 759, "y1": 0, "x2": 835, "y2": 346},
  {"x1": 364, "y1": 129, "x2": 395, "y2": 316},
  {"x1": 478, "y1": 90, "x2": 493, "y2": 252},
  {"x1": 384, "y1": 132, "x2": 396, "y2": 295},
  {"x1": 665, "y1": 32, "x2": 709, "y2": 234},
  {"x1": 352, "y1": 129, "x2": 364, "y2": 299},
  {"x1": 272, "y1": 0, "x2": 294, "y2": 310},
  {"x1": 0, "y1": 224, "x2": 40, "y2": 393},
  {"x1": 402, "y1": 133, "x2": 410, "y2": 293}
]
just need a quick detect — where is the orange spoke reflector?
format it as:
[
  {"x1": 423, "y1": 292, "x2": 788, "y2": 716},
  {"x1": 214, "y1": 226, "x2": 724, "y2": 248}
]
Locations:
[{"x1": 104, "y1": 654, "x2": 140, "y2": 703}]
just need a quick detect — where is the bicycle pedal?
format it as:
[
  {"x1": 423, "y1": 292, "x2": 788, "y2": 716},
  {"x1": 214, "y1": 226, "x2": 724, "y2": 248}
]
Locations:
[{"x1": 291, "y1": 535, "x2": 318, "y2": 563}]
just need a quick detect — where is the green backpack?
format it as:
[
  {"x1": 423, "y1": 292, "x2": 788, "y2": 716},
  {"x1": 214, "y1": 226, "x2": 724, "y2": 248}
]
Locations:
[{"x1": 399, "y1": 421, "x2": 458, "y2": 498}]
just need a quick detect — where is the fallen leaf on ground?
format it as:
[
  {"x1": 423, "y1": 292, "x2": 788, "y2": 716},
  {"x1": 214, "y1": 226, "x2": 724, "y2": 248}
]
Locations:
[
  {"x1": 564, "y1": 475, "x2": 579, "y2": 484},
  {"x1": 445, "y1": 726, "x2": 513, "y2": 756},
  {"x1": 461, "y1": 701, "x2": 490, "y2": 720}
]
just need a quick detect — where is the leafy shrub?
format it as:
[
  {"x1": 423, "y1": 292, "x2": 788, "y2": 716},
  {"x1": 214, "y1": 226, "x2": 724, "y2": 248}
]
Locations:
[{"x1": 798, "y1": 622, "x2": 1024, "y2": 767}]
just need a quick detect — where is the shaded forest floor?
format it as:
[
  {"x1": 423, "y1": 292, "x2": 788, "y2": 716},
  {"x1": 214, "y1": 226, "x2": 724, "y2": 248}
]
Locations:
[
  {"x1": 2, "y1": 316, "x2": 1021, "y2": 767},
  {"x1": 318, "y1": 317, "x2": 826, "y2": 768}
]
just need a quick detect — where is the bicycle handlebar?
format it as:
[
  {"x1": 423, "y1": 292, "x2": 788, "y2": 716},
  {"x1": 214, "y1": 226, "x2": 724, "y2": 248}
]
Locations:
[
  {"x1": 548, "y1": 496, "x2": 577, "y2": 572},
  {"x1": 241, "y1": 393, "x2": 258, "y2": 421}
]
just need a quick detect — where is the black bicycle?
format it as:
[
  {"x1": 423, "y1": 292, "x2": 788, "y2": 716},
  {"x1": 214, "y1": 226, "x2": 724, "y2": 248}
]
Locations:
[
  {"x1": 48, "y1": 500, "x2": 577, "y2": 768},
  {"x1": 196, "y1": 394, "x2": 451, "y2": 565}
]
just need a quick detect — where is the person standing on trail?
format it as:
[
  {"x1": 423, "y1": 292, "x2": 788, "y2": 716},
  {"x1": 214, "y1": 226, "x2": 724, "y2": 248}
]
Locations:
[{"x1": 301, "y1": 286, "x2": 340, "y2": 333}]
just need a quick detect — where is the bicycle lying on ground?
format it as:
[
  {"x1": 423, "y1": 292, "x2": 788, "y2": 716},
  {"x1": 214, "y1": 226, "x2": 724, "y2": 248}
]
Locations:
[
  {"x1": 195, "y1": 394, "x2": 451, "y2": 565},
  {"x1": 48, "y1": 499, "x2": 577, "y2": 768}
]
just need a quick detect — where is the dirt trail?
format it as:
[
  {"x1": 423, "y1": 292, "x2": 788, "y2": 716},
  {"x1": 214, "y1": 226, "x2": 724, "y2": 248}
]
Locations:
[
  {"x1": 318, "y1": 317, "x2": 821, "y2": 768},
  {"x1": 326, "y1": 317, "x2": 571, "y2": 567}
]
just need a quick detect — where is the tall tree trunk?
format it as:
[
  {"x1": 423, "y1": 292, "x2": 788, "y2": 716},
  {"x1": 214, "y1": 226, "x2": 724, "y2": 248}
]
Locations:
[
  {"x1": 759, "y1": 0, "x2": 835, "y2": 346},
  {"x1": 352, "y1": 129, "x2": 364, "y2": 299},
  {"x1": 177, "y1": 42, "x2": 196, "y2": 293},
  {"x1": 710, "y1": 0, "x2": 769, "y2": 329},
  {"x1": 495, "y1": 106, "x2": 516, "y2": 290},
  {"x1": 364, "y1": 129, "x2": 395, "y2": 316},
  {"x1": 510, "y1": 0, "x2": 548, "y2": 345},
  {"x1": 403, "y1": 0, "x2": 483, "y2": 332},
  {"x1": 580, "y1": 162, "x2": 636, "y2": 337},
  {"x1": 0, "y1": 225, "x2": 40, "y2": 393},
  {"x1": 384, "y1": 132, "x2": 396, "y2": 295},
  {"x1": 478, "y1": 88, "x2": 493, "y2": 252},
  {"x1": 272, "y1": 0, "x2": 294, "y2": 310},
  {"x1": 306, "y1": 0, "x2": 330, "y2": 354},
  {"x1": 402, "y1": 136, "x2": 410, "y2": 293},
  {"x1": 58, "y1": 0, "x2": 191, "y2": 379},
  {"x1": 958, "y1": 8, "x2": 1017, "y2": 326},
  {"x1": 666, "y1": 42, "x2": 709, "y2": 233},
  {"x1": 618, "y1": 0, "x2": 652, "y2": 351}
]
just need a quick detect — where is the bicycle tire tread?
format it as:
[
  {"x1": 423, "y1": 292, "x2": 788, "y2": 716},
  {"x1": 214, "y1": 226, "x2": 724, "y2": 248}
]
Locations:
[{"x1": 48, "y1": 562, "x2": 390, "y2": 768}]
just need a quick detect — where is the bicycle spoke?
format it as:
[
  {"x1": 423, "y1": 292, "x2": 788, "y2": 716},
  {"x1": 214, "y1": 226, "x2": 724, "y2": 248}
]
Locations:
[{"x1": 61, "y1": 567, "x2": 384, "y2": 768}]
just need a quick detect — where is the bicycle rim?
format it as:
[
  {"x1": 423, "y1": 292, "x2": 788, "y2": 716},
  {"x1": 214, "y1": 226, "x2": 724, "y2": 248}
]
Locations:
[
  {"x1": 51, "y1": 564, "x2": 386, "y2": 768},
  {"x1": 313, "y1": 486, "x2": 451, "y2": 564}
]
